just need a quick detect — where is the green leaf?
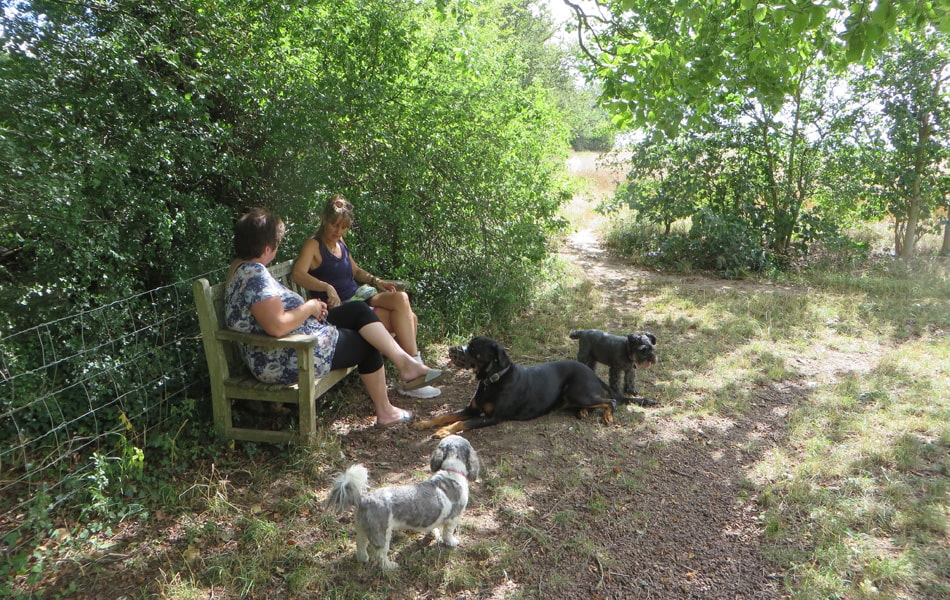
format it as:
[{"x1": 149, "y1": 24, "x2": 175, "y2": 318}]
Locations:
[
  {"x1": 810, "y1": 4, "x2": 828, "y2": 28},
  {"x1": 740, "y1": 0, "x2": 758, "y2": 9},
  {"x1": 871, "y1": 0, "x2": 893, "y2": 26},
  {"x1": 754, "y1": 6, "x2": 767, "y2": 22},
  {"x1": 846, "y1": 35, "x2": 865, "y2": 62},
  {"x1": 865, "y1": 23, "x2": 883, "y2": 44},
  {"x1": 792, "y1": 12, "x2": 810, "y2": 35}
]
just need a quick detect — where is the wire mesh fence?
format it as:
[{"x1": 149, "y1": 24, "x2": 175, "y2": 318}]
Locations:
[{"x1": 0, "y1": 273, "x2": 219, "y2": 567}]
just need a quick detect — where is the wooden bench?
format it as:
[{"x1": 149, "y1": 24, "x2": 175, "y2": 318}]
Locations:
[{"x1": 192, "y1": 259, "x2": 354, "y2": 444}]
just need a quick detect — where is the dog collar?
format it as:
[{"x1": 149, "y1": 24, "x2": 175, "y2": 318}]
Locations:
[
  {"x1": 484, "y1": 365, "x2": 511, "y2": 384},
  {"x1": 441, "y1": 468, "x2": 468, "y2": 478}
]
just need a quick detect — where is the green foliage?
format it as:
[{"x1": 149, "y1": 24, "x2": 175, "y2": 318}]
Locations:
[
  {"x1": 610, "y1": 134, "x2": 734, "y2": 232},
  {"x1": 82, "y1": 437, "x2": 146, "y2": 522},
  {"x1": 688, "y1": 210, "x2": 771, "y2": 276},
  {"x1": 560, "y1": 84, "x2": 616, "y2": 152},
  {"x1": 573, "y1": 1, "x2": 946, "y2": 136},
  {"x1": 837, "y1": 29, "x2": 950, "y2": 257},
  {"x1": 606, "y1": 213, "x2": 771, "y2": 278},
  {"x1": 570, "y1": 115, "x2": 617, "y2": 152},
  {"x1": 0, "y1": 0, "x2": 576, "y2": 468},
  {"x1": 570, "y1": 2, "x2": 948, "y2": 264},
  {"x1": 610, "y1": 96, "x2": 850, "y2": 267},
  {"x1": 0, "y1": 0, "x2": 573, "y2": 339}
]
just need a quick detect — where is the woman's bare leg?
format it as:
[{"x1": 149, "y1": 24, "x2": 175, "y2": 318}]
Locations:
[
  {"x1": 369, "y1": 292, "x2": 418, "y2": 355},
  {"x1": 357, "y1": 321, "x2": 430, "y2": 382},
  {"x1": 361, "y1": 367, "x2": 409, "y2": 425}
]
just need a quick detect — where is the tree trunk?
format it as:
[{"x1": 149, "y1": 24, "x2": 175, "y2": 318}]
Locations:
[
  {"x1": 941, "y1": 214, "x2": 950, "y2": 256},
  {"x1": 893, "y1": 219, "x2": 903, "y2": 256},
  {"x1": 772, "y1": 68, "x2": 808, "y2": 256},
  {"x1": 898, "y1": 103, "x2": 932, "y2": 259}
]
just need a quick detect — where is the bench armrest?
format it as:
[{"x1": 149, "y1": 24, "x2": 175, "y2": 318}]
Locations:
[{"x1": 215, "y1": 329, "x2": 319, "y2": 350}]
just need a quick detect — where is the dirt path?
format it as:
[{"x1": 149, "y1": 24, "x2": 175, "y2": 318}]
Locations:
[
  {"x1": 536, "y1": 221, "x2": 791, "y2": 598},
  {"x1": 487, "y1": 154, "x2": 792, "y2": 598}
]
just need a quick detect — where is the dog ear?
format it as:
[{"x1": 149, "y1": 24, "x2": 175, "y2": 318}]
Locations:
[
  {"x1": 493, "y1": 343, "x2": 512, "y2": 370},
  {"x1": 430, "y1": 444, "x2": 446, "y2": 473},
  {"x1": 626, "y1": 334, "x2": 639, "y2": 356},
  {"x1": 466, "y1": 445, "x2": 480, "y2": 481},
  {"x1": 645, "y1": 332, "x2": 657, "y2": 345}
]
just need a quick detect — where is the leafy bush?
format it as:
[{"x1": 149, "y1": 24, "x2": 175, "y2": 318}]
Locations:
[
  {"x1": 606, "y1": 212, "x2": 772, "y2": 278},
  {"x1": 0, "y1": 3, "x2": 576, "y2": 532},
  {"x1": 571, "y1": 119, "x2": 617, "y2": 152},
  {"x1": 688, "y1": 210, "x2": 771, "y2": 276}
]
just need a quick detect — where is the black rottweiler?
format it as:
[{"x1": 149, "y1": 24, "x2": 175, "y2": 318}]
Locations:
[{"x1": 413, "y1": 336, "x2": 620, "y2": 438}]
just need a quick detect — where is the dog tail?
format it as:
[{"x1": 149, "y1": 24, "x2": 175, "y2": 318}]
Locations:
[
  {"x1": 598, "y1": 376, "x2": 624, "y2": 405},
  {"x1": 325, "y1": 464, "x2": 369, "y2": 513}
]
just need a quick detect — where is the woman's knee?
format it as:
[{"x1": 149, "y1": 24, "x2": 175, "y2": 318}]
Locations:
[
  {"x1": 349, "y1": 302, "x2": 382, "y2": 329},
  {"x1": 385, "y1": 291, "x2": 411, "y2": 310}
]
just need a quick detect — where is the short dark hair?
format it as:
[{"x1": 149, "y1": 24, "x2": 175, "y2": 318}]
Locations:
[{"x1": 234, "y1": 208, "x2": 285, "y2": 259}]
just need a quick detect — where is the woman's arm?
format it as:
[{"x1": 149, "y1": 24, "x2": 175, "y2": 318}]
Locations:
[
  {"x1": 291, "y1": 238, "x2": 328, "y2": 292},
  {"x1": 292, "y1": 238, "x2": 344, "y2": 305},
  {"x1": 251, "y1": 295, "x2": 326, "y2": 338}
]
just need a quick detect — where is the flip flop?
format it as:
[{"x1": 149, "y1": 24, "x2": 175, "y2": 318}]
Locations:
[
  {"x1": 375, "y1": 409, "x2": 413, "y2": 429},
  {"x1": 398, "y1": 368, "x2": 453, "y2": 392}
]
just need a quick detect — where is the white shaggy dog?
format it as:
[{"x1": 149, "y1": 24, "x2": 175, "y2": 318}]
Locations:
[{"x1": 326, "y1": 435, "x2": 480, "y2": 570}]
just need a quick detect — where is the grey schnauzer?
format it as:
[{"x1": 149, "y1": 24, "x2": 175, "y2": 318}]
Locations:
[
  {"x1": 326, "y1": 435, "x2": 480, "y2": 570},
  {"x1": 570, "y1": 329, "x2": 658, "y2": 405}
]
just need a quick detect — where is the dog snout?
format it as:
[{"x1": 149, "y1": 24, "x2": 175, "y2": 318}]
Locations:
[{"x1": 449, "y1": 345, "x2": 478, "y2": 369}]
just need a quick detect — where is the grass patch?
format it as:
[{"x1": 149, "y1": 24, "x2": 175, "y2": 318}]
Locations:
[{"x1": 752, "y1": 336, "x2": 949, "y2": 598}]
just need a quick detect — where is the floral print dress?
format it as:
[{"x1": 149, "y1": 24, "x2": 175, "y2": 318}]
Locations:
[{"x1": 225, "y1": 262, "x2": 339, "y2": 384}]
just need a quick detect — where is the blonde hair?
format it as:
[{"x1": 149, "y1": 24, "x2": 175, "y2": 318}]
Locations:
[{"x1": 316, "y1": 194, "x2": 355, "y2": 240}]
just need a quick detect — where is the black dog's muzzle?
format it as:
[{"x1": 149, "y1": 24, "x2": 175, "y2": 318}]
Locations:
[
  {"x1": 449, "y1": 344, "x2": 510, "y2": 383},
  {"x1": 449, "y1": 345, "x2": 478, "y2": 369}
]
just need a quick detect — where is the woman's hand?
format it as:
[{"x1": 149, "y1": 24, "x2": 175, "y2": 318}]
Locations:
[
  {"x1": 376, "y1": 278, "x2": 397, "y2": 292},
  {"x1": 325, "y1": 288, "x2": 342, "y2": 308},
  {"x1": 253, "y1": 296, "x2": 328, "y2": 337},
  {"x1": 310, "y1": 299, "x2": 329, "y2": 321}
]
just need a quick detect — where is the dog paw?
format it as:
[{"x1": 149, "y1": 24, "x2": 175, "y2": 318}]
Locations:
[
  {"x1": 380, "y1": 558, "x2": 399, "y2": 571},
  {"x1": 632, "y1": 397, "x2": 658, "y2": 407},
  {"x1": 443, "y1": 535, "x2": 459, "y2": 548}
]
